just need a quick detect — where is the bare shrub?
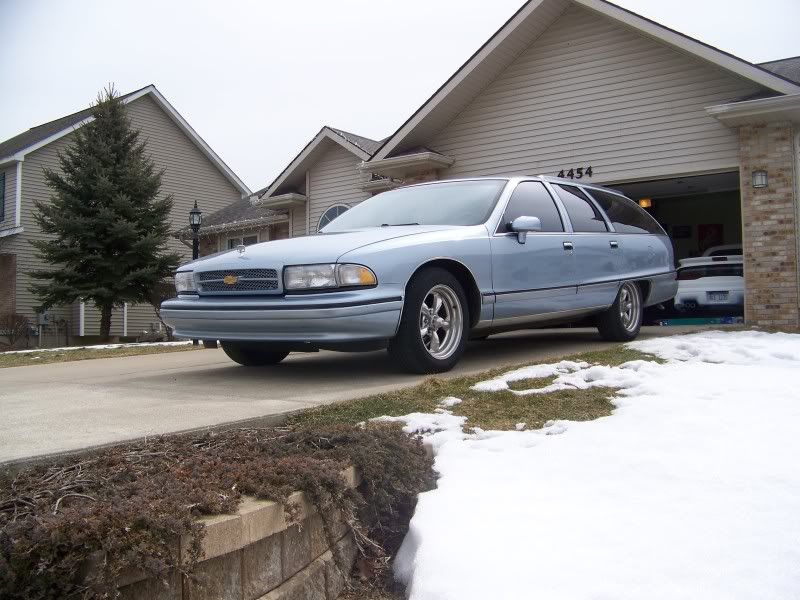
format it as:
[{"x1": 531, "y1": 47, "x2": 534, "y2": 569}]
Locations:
[{"x1": 0, "y1": 314, "x2": 33, "y2": 350}]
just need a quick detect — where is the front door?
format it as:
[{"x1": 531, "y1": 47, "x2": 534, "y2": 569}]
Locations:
[{"x1": 490, "y1": 181, "x2": 577, "y2": 322}]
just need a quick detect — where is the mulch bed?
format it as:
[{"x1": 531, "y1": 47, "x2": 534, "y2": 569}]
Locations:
[{"x1": 0, "y1": 424, "x2": 432, "y2": 600}]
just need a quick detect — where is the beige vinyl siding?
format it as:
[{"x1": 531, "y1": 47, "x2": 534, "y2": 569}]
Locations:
[
  {"x1": 386, "y1": 0, "x2": 569, "y2": 155},
  {"x1": 7, "y1": 93, "x2": 243, "y2": 339},
  {"x1": 307, "y1": 143, "x2": 370, "y2": 234},
  {"x1": 428, "y1": 4, "x2": 760, "y2": 184},
  {"x1": 291, "y1": 205, "x2": 307, "y2": 237},
  {"x1": 7, "y1": 133, "x2": 77, "y2": 329},
  {"x1": 0, "y1": 164, "x2": 16, "y2": 229}
]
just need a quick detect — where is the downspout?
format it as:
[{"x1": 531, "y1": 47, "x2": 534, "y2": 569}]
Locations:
[
  {"x1": 794, "y1": 129, "x2": 800, "y2": 328},
  {"x1": 15, "y1": 160, "x2": 22, "y2": 227},
  {"x1": 305, "y1": 169, "x2": 311, "y2": 235}
]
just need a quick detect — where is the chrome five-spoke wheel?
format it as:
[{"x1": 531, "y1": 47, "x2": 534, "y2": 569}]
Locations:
[
  {"x1": 618, "y1": 282, "x2": 641, "y2": 333},
  {"x1": 597, "y1": 281, "x2": 643, "y2": 341},
  {"x1": 388, "y1": 267, "x2": 469, "y2": 373},
  {"x1": 419, "y1": 284, "x2": 463, "y2": 360}
]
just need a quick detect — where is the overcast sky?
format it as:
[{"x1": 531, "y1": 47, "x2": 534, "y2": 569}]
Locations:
[{"x1": 2, "y1": 0, "x2": 798, "y2": 193}]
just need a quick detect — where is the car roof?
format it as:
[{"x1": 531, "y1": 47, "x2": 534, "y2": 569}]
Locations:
[{"x1": 403, "y1": 175, "x2": 629, "y2": 197}]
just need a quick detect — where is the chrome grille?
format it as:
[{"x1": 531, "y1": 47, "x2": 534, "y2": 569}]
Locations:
[{"x1": 197, "y1": 269, "x2": 280, "y2": 294}]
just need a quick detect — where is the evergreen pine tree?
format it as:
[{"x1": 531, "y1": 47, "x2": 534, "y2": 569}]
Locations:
[{"x1": 30, "y1": 86, "x2": 180, "y2": 341}]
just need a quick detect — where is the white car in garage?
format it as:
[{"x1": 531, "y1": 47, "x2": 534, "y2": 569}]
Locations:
[{"x1": 674, "y1": 254, "x2": 744, "y2": 312}]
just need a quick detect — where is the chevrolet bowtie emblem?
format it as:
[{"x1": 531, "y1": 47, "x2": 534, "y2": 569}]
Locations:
[{"x1": 223, "y1": 275, "x2": 239, "y2": 285}]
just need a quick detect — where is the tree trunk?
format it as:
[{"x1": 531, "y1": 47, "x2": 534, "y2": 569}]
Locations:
[{"x1": 99, "y1": 305, "x2": 113, "y2": 343}]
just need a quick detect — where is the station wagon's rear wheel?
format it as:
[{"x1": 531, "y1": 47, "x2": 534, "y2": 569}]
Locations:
[
  {"x1": 596, "y1": 281, "x2": 643, "y2": 341},
  {"x1": 221, "y1": 342, "x2": 290, "y2": 366},
  {"x1": 389, "y1": 268, "x2": 468, "y2": 374}
]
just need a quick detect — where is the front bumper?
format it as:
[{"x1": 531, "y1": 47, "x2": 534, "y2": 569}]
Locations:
[{"x1": 161, "y1": 290, "x2": 403, "y2": 343}]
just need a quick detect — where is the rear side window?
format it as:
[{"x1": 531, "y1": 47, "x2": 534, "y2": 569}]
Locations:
[
  {"x1": 500, "y1": 182, "x2": 564, "y2": 233},
  {"x1": 553, "y1": 185, "x2": 608, "y2": 232},
  {"x1": 588, "y1": 189, "x2": 664, "y2": 234}
]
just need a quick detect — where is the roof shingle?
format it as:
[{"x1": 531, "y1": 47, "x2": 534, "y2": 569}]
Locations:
[{"x1": 0, "y1": 87, "x2": 145, "y2": 160}]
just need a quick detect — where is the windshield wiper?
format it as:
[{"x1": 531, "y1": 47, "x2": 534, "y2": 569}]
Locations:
[{"x1": 380, "y1": 222, "x2": 419, "y2": 227}]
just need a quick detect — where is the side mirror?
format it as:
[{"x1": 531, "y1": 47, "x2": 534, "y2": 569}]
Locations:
[{"x1": 510, "y1": 216, "x2": 542, "y2": 244}]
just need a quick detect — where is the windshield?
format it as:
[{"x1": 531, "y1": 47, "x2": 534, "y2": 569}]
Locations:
[{"x1": 321, "y1": 179, "x2": 507, "y2": 231}]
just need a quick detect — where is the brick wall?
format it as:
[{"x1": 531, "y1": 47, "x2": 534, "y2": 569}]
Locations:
[
  {"x1": 0, "y1": 254, "x2": 16, "y2": 316},
  {"x1": 739, "y1": 122, "x2": 800, "y2": 328}
]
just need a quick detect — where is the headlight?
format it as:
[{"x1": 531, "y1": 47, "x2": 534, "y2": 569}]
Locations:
[
  {"x1": 174, "y1": 271, "x2": 196, "y2": 294},
  {"x1": 283, "y1": 264, "x2": 377, "y2": 290}
]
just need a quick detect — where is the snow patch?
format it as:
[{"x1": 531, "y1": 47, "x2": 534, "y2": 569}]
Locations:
[
  {"x1": 438, "y1": 396, "x2": 462, "y2": 408},
  {"x1": 392, "y1": 331, "x2": 800, "y2": 599},
  {"x1": 470, "y1": 360, "x2": 589, "y2": 392}
]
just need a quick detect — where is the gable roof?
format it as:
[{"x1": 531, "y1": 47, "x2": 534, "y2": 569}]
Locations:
[
  {"x1": 0, "y1": 85, "x2": 251, "y2": 196},
  {"x1": 255, "y1": 125, "x2": 380, "y2": 199},
  {"x1": 369, "y1": 0, "x2": 800, "y2": 162}
]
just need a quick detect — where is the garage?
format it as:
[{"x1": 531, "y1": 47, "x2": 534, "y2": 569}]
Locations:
[{"x1": 614, "y1": 172, "x2": 744, "y2": 322}]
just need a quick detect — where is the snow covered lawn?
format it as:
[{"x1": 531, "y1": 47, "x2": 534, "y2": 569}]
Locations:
[{"x1": 389, "y1": 331, "x2": 800, "y2": 599}]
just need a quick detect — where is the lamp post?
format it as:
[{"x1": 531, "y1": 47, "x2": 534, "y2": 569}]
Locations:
[{"x1": 189, "y1": 200, "x2": 203, "y2": 260}]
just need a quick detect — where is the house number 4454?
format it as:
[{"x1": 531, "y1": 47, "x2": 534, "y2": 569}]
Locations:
[{"x1": 557, "y1": 166, "x2": 593, "y2": 179}]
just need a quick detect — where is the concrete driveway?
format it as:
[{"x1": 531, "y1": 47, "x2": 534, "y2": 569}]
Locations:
[{"x1": 0, "y1": 327, "x2": 696, "y2": 464}]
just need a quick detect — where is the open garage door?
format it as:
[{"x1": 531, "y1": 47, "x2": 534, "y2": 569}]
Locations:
[{"x1": 613, "y1": 172, "x2": 743, "y2": 325}]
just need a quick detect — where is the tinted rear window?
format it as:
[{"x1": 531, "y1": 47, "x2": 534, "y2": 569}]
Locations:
[
  {"x1": 588, "y1": 189, "x2": 664, "y2": 234},
  {"x1": 708, "y1": 248, "x2": 742, "y2": 256},
  {"x1": 678, "y1": 264, "x2": 743, "y2": 280}
]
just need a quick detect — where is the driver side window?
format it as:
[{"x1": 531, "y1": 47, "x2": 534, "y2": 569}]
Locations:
[{"x1": 500, "y1": 182, "x2": 564, "y2": 233}]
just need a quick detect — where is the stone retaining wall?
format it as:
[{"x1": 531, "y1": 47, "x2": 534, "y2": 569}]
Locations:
[{"x1": 117, "y1": 467, "x2": 359, "y2": 600}]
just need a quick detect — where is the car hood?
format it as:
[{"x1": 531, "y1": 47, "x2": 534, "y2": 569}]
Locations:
[{"x1": 180, "y1": 225, "x2": 459, "y2": 272}]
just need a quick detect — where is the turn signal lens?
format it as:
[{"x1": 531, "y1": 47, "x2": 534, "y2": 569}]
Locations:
[{"x1": 337, "y1": 264, "x2": 377, "y2": 286}]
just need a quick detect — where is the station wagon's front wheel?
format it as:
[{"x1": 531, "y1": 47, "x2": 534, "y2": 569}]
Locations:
[
  {"x1": 389, "y1": 268, "x2": 468, "y2": 374},
  {"x1": 221, "y1": 342, "x2": 290, "y2": 366},
  {"x1": 596, "y1": 281, "x2": 643, "y2": 341}
]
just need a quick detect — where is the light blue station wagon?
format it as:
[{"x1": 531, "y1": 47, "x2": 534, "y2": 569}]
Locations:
[{"x1": 162, "y1": 177, "x2": 677, "y2": 373}]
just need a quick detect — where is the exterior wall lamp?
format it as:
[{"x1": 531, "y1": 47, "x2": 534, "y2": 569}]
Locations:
[
  {"x1": 751, "y1": 169, "x2": 768, "y2": 189},
  {"x1": 638, "y1": 198, "x2": 653, "y2": 209},
  {"x1": 189, "y1": 200, "x2": 203, "y2": 260}
]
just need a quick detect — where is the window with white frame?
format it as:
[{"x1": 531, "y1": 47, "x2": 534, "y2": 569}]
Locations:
[
  {"x1": 226, "y1": 234, "x2": 258, "y2": 250},
  {"x1": 318, "y1": 205, "x2": 349, "y2": 230}
]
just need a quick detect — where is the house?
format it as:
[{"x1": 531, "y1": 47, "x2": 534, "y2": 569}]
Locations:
[
  {"x1": 0, "y1": 85, "x2": 251, "y2": 344},
  {"x1": 207, "y1": 0, "x2": 800, "y2": 329},
  {"x1": 190, "y1": 126, "x2": 383, "y2": 253}
]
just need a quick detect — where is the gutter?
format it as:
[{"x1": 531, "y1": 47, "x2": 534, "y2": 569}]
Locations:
[
  {"x1": 174, "y1": 213, "x2": 290, "y2": 240},
  {"x1": 706, "y1": 94, "x2": 800, "y2": 125}
]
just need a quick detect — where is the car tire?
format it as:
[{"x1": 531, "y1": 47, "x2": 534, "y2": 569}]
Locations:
[
  {"x1": 221, "y1": 342, "x2": 290, "y2": 366},
  {"x1": 597, "y1": 281, "x2": 643, "y2": 341},
  {"x1": 388, "y1": 267, "x2": 469, "y2": 374}
]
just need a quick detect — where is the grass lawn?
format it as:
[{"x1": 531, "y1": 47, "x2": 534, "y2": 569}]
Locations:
[
  {"x1": 0, "y1": 343, "x2": 201, "y2": 368},
  {"x1": 289, "y1": 344, "x2": 659, "y2": 432}
]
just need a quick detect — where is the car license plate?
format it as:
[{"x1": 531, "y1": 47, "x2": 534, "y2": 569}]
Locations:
[{"x1": 707, "y1": 291, "x2": 729, "y2": 302}]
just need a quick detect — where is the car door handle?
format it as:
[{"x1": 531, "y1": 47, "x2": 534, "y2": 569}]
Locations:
[
  {"x1": 610, "y1": 240, "x2": 619, "y2": 248},
  {"x1": 563, "y1": 241, "x2": 574, "y2": 251}
]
